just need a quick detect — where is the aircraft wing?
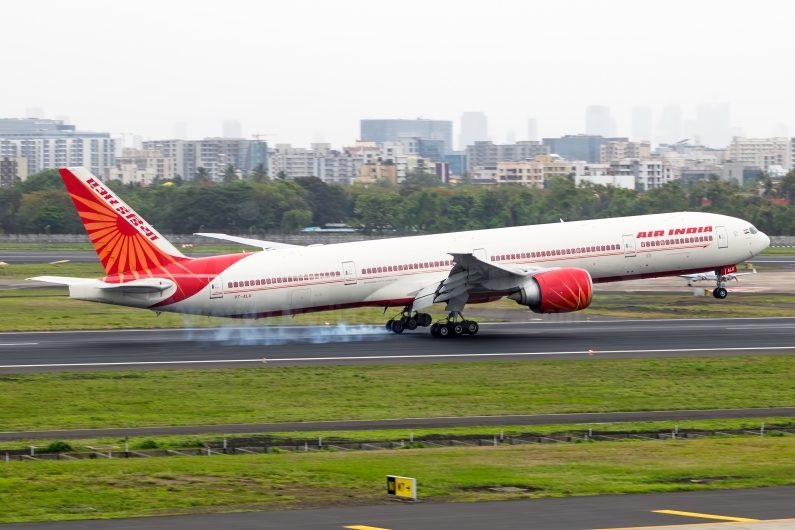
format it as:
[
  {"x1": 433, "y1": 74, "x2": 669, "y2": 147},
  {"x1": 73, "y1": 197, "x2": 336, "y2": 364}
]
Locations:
[
  {"x1": 194, "y1": 233, "x2": 300, "y2": 250},
  {"x1": 412, "y1": 252, "x2": 541, "y2": 312}
]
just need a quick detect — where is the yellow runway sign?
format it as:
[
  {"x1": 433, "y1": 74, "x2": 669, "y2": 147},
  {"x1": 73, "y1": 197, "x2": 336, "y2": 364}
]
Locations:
[{"x1": 386, "y1": 475, "x2": 417, "y2": 501}]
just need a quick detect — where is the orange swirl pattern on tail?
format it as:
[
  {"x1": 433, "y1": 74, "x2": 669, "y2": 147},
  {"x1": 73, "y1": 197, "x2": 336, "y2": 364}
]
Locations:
[
  {"x1": 533, "y1": 268, "x2": 593, "y2": 313},
  {"x1": 60, "y1": 168, "x2": 188, "y2": 277}
]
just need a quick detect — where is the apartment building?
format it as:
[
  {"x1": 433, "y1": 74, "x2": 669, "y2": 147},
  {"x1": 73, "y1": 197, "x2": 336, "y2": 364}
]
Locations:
[
  {"x1": 142, "y1": 139, "x2": 269, "y2": 181},
  {"x1": 356, "y1": 160, "x2": 398, "y2": 185},
  {"x1": 313, "y1": 150, "x2": 363, "y2": 184},
  {"x1": 492, "y1": 155, "x2": 572, "y2": 188},
  {"x1": 465, "y1": 141, "x2": 549, "y2": 172},
  {"x1": 542, "y1": 135, "x2": 628, "y2": 163},
  {"x1": 103, "y1": 149, "x2": 174, "y2": 185},
  {"x1": 0, "y1": 156, "x2": 28, "y2": 187},
  {"x1": 600, "y1": 141, "x2": 651, "y2": 163},
  {"x1": 609, "y1": 158, "x2": 665, "y2": 190},
  {"x1": 725, "y1": 137, "x2": 790, "y2": 171},
  {"x1": 0, "y1": 118, "x2": 115, "y2": 178},
  {"x1": 571, "y1": 160, "x2": 634, "y2": 189}
]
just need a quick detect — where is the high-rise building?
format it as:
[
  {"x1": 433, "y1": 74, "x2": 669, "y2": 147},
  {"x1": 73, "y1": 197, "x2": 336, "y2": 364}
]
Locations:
[
  {"x1": 360, "y1": 119, "x2": 453, "y2": 155},
  {"x1": 585, "y1": 106, "x2": 616, "y2": 137},
  {"x1": 527, "y1": 119, "x2": 538, "y2": 142},
  {"x1": 542, "y1": 135, "x2": 628, "y2": 163},
  {"x1": 695, "y1": 103, "x2": 731, "y2": 148},
  {"x1": 656, "y1": 105, "x2": 683, "y2": 145},
  {"x1": 631, "y1": 106, "x2": 653, "y2": 142},
  {"x1": 459, "y1": 112, "x2": 487, "y2": 151},
  {"x1": 465, "y1": 141, "x2": 550, "y2": 172},
  {"x1": 0, "y1": 118, "x2": 116, "y2": 177},
  {"x1": 725, "y1": 137, "x2": 789, "y2": 171},
  {"x1": 0, "y1": 156, "x2": 28, "y2": 187},
  {"x1": 142, "y1": 138, "x2": 268, "y2": 181},
  {"x1": 222, "y1": 120, "x2": 242, "y2": 139}
]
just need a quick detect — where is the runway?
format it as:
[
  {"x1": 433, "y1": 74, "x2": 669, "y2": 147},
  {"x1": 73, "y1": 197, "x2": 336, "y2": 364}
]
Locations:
[
  {"x1": 2, "y1": 317, "x2": 795, "y2": 373},
  {"x1": 4, "y1": 486, "x2": 795, "y2": 529}
]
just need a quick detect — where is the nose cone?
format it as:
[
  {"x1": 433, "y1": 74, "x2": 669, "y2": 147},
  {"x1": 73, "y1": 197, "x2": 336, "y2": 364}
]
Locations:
[{"x1": 762, "y1": 232, "x2": 771, "y2": 250}]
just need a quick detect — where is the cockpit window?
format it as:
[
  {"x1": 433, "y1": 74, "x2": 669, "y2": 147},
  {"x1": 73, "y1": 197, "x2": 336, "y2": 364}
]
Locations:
[{"x1": 749, "y1": 226, "x2": 758, "y2": 234}]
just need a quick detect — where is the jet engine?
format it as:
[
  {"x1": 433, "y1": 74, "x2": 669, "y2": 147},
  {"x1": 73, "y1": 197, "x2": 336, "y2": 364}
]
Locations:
[{"x1": 508, "y1": 268, "x2": 593, "y2": 313}]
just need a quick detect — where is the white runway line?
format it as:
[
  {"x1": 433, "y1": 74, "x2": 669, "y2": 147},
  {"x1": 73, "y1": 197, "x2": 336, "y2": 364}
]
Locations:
[
  {"x1": 0, "y1": 343, "x2": 38, "y2": 346},
  {"x1": 1, "y1": 345, "x2": 795, "y2": 369}
]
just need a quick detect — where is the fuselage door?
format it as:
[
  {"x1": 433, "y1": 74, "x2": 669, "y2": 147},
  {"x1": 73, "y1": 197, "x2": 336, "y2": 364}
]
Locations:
[
  {"x1": 209, "y1": 276, "x2": 223, "y2": 299},
  {"x1": 342, "y1": 261, "x2": 357, "y2": 285},
  {"x1": 716, "y1": 226, "x2": 729, "y2": 248},
  {"x1": 622, "y1": 235, "x2": 636, "y2": 257}
]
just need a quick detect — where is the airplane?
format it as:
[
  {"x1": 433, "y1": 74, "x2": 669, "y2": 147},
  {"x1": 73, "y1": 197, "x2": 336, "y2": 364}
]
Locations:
[
  {"x1": 681, "y1": 267, "x2": 756, "y2": 287},
  {"x1": 29, "y1": 167, "x2": 771, "y2": 338}
]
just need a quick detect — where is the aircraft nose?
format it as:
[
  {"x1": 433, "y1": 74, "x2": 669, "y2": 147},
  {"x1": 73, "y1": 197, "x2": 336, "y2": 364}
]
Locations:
[{"x1": 761, "y1": 232, "x2": 770, "y2": 250}]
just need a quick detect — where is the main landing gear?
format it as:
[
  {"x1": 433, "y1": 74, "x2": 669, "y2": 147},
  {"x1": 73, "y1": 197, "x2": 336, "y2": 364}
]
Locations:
[
  {"x1": 429, "y1": 311, "x2": 479, "y2": 338},
  {"x1": 385, "y1": 309, "x2": 433, "y2": 334}
]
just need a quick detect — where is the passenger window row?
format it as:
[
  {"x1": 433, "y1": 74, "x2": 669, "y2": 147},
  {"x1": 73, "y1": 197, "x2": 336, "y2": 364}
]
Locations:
[
  {"x1": 361, "y1": 261, "x2": 452, "y2": 275},
  {"x1": 491, "y1": 244, "x2": 621, "y2": 262},
  {"x1": 641, "y1": 236, "x2": 712, "y2": 247},
  {"x1": 227, "y1": 271, "x2": 341, "y2": 289}
]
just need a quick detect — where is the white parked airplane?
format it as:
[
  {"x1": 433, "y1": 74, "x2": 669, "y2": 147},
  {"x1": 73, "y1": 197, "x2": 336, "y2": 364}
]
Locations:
[
  {"x1": 30, "y1": 168, "x2": 770, "y2": 338},
  {"x1": 681, "y1": 267, "x2": 756, "y2": 286}
]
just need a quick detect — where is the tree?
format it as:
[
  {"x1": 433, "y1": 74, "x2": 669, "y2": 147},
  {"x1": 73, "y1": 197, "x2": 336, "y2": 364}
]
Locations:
[
  {"x1": 281, "y1": 209, "x2": 313, "y2": 232},
  {"x1": 294, "y1": 176, "x2": 352, "y2": 226},
  {"x1": 400, "y1": 170, "x2": 444, "y2": 195},
  {"x1": 222, "y1": 164, "x2": 239, "y2": 183},
  {"x1": 277, "y1": 169, "x2": 288, "y2": 180},
  {"x1": 16, "y1": 190, "x2": 83, "y2": 233},
  {"x1": 193, "y1": 167, "x2": 212, "y2": 186},
  {"x1": 250, "y1": 163, "x2": 269, "y2": 182},
  {"x1": 15, "y1": 169, "x2": 64, "y2": 193}
]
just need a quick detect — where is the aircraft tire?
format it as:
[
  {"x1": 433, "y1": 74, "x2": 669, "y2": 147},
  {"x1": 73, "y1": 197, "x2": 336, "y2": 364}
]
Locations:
[
  {"x1": 430, "y1": 323, "x2": 440, "y2": 337},
  {"x1": 385, "y1": 320, "x2": 393, "y2": 331},
  {"x1": 451, "y1": 323, "x2": 464, "y2": 336},
  {"x1": 437, "y1": 324, "x2": 451, "y2": 338},
  {"x1": 420, "y1": 313, "x2": 433, "y2": 327},
  {"x1": 392, "y1": 320, "x2": 405, "y2": 334},
  {"x1": 713, "y1": 287, "x2": 728, "y2": 299},
  {"x1": 465, "y1": 321, "x2": 479, "y2": 335},
  {"x1": 407, "y1": 318, "x2": 419, "y2": 330}
]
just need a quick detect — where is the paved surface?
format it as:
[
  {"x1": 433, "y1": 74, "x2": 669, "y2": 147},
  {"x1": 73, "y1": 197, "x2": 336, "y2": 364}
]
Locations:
[
  {"x1": 4, "y1": 486, "x2": 795, "y2": 529},
  {"x1": 2, "y1": 317, "x2": 795, "y2": 373},
  {"x1": 2, "y1": 406, "x2": 791, "y2": 442}
]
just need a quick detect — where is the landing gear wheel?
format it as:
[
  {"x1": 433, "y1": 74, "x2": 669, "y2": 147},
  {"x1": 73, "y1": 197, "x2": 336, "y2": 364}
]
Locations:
[
  {"x1": 713, "y1": 287, "x2": 728, "y2": 299},
  {"x1": 451, "y1": 323, "x2": 464, "y2": 336},
  {"x1": 407, "y1": 318, "x2": 418, "y2": 330},
  {"x1": 437, "y1": 324, "x2": 451, "y2": 338},
  {"x1": 419, "y1": 313, "x2": 433, "y2": 327},
  {"x1": 430, "y1": 323, "x2": 440, "y2": 337},
  {"x1": 385, "y1": 320, "x2": 393, "y2": 332},
  {"x1": 392, "y1": 320, "x2": 405, "y2": 334},
  {"x1": 464, "y1": 321, "x2": 479, "y2": 335}
]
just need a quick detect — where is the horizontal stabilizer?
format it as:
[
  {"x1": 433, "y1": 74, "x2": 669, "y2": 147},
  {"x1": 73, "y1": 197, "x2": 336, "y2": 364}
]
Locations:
[
  {"x1": 194, "y1": 233, "x2": 300, "y2": 251},
  {"x1": 27, "y1": 276, "x2": 93, "y2": 285},
  {"x1": 97, "y1": 278, "x2": 175, "y2": 292}
]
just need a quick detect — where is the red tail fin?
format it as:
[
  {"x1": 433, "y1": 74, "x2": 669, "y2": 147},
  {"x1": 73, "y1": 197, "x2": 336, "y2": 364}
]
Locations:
[{"x1": 60, "y1": 167, "x2": 188, "y2": 276}]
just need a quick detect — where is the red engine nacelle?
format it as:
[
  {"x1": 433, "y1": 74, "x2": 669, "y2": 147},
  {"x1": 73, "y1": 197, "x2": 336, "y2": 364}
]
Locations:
[{"x1": 507, "y1": 268, "x2": 593, "y2": 313}]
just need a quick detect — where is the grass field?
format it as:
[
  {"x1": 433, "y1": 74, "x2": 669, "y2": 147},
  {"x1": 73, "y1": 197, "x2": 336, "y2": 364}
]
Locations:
[
  {"x1": 1, "y1": 437, "x2": 794, "y2": 523},
  {"x1": 2, "y1": 357, "x2": 795, "y2": 431}
]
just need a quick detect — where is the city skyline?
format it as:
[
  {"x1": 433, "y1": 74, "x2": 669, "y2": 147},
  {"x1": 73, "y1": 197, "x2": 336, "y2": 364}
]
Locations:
[{"x1": 1, "y1": 0, "x2": 792, "y2": 149}]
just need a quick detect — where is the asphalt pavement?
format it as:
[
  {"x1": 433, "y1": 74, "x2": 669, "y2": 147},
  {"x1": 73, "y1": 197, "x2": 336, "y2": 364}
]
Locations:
[
  {"x1": 4, "y1": 486, "x2": 795, "y2": 529},
  {"x1": 1, "y1": 317, "x2": 795, "y2": 373}
]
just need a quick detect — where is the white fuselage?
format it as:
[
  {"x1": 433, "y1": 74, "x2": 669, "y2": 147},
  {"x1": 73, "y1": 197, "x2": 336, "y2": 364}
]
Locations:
[{"x1": 85, "y1": 212, "x2": 770, "y2": 318}]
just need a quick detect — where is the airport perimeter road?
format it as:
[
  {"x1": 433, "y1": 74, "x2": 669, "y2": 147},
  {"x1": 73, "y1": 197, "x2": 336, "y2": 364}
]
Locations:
[
  {"x1": 3, "y1": 317, "x2": 795, "y2": 373},
  {"x1": 4, "y1": 486, "x2": 795, "y2": 529},
  {"x1": 3, "y1": 407, "x2": 793, "y2": 442}
]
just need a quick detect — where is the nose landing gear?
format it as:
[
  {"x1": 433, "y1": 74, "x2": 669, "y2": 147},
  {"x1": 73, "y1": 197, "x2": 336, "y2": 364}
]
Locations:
[{"x1": 712, "y1": 272, "x2": 729, "y2": 299}]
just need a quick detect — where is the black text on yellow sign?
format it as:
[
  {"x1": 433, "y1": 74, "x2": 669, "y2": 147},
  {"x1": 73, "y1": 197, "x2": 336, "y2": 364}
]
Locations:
[{"x1": 386, "y1": 475, "x2": 417, "y2": 500}]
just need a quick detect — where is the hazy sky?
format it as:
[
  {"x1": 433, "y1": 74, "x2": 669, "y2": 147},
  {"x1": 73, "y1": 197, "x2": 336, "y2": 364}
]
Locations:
[{"x1": 2, "y1": 0, "x2": 792, "y2": 147}]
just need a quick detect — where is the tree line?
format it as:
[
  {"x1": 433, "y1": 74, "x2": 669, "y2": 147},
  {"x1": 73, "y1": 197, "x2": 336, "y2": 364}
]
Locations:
[{"x1": 3, "y1": 168, "x2": 795, "y2": 236}]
